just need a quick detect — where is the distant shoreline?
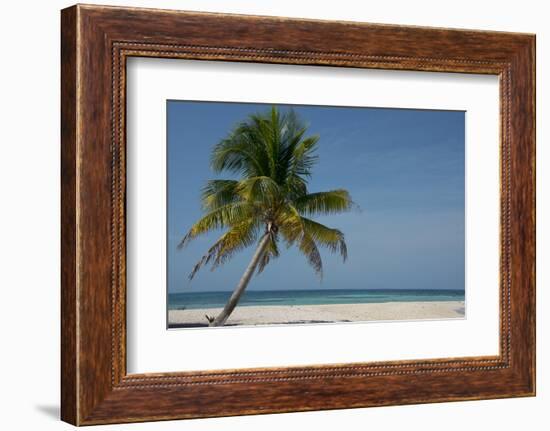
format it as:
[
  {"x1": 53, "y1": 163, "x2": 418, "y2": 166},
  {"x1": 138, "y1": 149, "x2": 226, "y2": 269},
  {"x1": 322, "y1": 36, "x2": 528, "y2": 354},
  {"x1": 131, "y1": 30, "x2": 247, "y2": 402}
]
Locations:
[{"x1": 168, "y1": 300, "x2": 465, "y2": 328}]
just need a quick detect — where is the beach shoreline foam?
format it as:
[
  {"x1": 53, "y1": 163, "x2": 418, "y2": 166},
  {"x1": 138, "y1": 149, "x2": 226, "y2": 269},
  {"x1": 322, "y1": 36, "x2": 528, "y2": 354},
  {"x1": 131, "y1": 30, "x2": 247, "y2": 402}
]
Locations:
[{"x1": 168, "y1": 300, "x2": 465, "y2": 328}]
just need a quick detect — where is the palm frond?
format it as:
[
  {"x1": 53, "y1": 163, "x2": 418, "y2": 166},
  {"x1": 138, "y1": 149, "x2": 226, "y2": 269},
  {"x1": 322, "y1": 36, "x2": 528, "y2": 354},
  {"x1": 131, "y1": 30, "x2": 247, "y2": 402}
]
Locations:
[
  {"x1": 298, "y1": 232, "x2": 323, "y2": 277},
  {"x1": 289, "y1": 135, "x2": 319, "y2": 178},
  {"x1": 284, "y1": 174, "x2": 308, "y2": 201},
  {"x1": 210, "y1": 132, "x2": 267, "y2": 177},
  {"x1": 236, "y1": 176, "x2": 281, "y2": 205},
  {"x1": 301, "y1": 217, "x2": 347, "y2": 261},
  {"x1": 201, "y1": 179, "x2": 240, "y2": 211},
  {"x1": 276, "y1": 204, "x2": 305, "y2": 246},
  {"x1": 189, "y1": 218, "x2": 260, "y2": 279},
  {"x1": 275, "y1": 118, "x2": 307, "y2": 185},
  {"x1": 293, "y1": 189, "x2": 354, "y2": 216},
  {"x1": 178, "y1": 202, "x2": 256, "y2": 249},
  {"x1": 276, "y1": 204, "x2": 347, "y2": 275}
]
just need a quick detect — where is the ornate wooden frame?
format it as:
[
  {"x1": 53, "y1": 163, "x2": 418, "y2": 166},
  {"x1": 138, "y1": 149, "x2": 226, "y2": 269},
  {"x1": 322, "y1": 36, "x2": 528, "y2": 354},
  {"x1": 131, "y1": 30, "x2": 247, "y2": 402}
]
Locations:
[{"x1": 61, "y1": 4, "x2": 535, "y2": 425}]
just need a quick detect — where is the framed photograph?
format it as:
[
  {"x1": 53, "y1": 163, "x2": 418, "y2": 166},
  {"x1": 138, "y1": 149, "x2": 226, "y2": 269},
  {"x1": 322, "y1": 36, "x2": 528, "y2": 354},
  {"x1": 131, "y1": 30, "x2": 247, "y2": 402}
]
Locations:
[{"x1": 61, "y1": 4, "x2": 535, "y2": 425}]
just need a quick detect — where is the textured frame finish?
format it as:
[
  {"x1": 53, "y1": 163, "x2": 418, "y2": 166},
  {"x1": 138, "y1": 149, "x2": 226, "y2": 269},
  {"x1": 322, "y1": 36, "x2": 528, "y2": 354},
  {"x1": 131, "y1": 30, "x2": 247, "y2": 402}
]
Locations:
[{"x1": 61, "y1": 4, "x2": 535, "y2": 426}]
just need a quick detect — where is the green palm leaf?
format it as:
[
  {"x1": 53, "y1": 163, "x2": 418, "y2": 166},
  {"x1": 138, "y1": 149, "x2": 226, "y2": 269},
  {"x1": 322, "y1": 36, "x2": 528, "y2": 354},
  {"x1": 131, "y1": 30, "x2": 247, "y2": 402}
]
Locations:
[
  {"x1": 293, "y1": 189, "x2": 354, "y2": 216},
  {"x1": 301, "y1": 217, "x2": 347, "y2": 261},
  {"x1": 188, "y1": 218, "x2": 261, "y2": 279},
  {"x1": 235, "y1": 176, "x2": 281, "y2": 204},
  {"x1": 177, "y1": 201, "x2": 257, "y2": 249},
  {"x1": 298, "y1": 231, "x2": 323, "y2": 277},
  {"x1": 200, "y1": 179, "x2": 240, "y2": 211}
]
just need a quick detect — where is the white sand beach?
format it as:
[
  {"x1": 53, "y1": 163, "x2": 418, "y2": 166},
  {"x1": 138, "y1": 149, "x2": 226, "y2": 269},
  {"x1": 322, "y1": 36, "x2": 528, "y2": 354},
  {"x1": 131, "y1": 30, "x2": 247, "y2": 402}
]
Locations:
[{"x1": 168, "y1": 301, "x2": 465, "y2": 328}]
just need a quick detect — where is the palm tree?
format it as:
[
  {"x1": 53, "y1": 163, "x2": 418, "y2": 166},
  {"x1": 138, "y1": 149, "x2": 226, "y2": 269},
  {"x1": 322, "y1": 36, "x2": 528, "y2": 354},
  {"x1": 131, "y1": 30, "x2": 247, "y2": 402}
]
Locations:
[{"x1": 178, "y1": 107, "x2": 354, "y2": 326}]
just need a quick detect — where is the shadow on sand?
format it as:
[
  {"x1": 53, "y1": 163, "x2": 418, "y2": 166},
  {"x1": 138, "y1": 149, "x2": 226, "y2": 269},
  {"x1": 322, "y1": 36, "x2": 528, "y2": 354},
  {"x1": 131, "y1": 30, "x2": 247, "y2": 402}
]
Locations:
[{"x1": 168, "y1": 320, "x2": 350, "y2": 329}]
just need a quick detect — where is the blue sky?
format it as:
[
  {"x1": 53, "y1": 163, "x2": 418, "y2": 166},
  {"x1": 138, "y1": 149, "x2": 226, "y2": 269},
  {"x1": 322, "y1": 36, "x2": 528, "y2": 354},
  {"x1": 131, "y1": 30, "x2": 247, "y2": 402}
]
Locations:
[{"x1": 167, "y1": 101, "x2": 465, "y2": 293}]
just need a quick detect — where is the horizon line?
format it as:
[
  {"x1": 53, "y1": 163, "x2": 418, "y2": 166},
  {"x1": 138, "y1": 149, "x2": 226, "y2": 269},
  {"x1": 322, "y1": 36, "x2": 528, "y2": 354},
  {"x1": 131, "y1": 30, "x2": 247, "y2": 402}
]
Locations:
[{"x1": 168, "y1": 287, "x2": 465, "y2": 294}]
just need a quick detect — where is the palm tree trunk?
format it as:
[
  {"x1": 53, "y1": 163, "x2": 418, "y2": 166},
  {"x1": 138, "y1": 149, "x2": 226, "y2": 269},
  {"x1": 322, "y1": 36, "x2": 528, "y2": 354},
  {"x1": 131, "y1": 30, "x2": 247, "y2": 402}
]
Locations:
[{"x1": 209, "y1": 232, "x2": 271, "y2": 327}]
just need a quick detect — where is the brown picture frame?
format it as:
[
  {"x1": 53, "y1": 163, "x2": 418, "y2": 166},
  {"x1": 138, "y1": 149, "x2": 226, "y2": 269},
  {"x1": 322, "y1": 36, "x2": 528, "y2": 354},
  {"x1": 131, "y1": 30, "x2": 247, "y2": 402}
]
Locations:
[{"x1": 61, "y1": 4, "x2": 536, "y2": 426}]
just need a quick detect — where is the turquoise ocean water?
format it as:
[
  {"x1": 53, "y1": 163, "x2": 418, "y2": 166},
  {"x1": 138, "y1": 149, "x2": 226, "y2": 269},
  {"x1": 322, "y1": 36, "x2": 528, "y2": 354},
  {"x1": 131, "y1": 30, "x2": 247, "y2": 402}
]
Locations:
[{"x1": 168, "y1": 289, "x2": 464, "y2": 310}]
